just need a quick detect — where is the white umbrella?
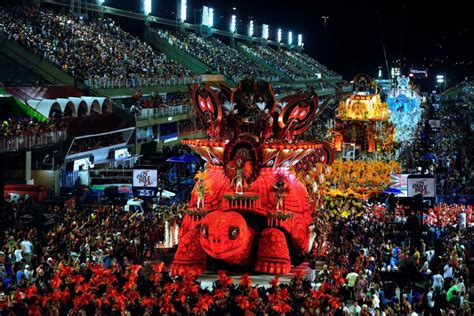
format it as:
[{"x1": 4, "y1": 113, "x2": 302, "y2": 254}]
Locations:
[{"x1": 159, "y1": 190, "x2": 176, "y2": 199}]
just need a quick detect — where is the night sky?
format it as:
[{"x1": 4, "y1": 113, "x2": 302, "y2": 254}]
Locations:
[{"x1": 96, "y1": 1, "x2": 474, "y2": 85}]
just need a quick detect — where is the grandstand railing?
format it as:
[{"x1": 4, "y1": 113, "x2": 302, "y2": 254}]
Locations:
[
  {"x1": 85, "y1": 77, "x2": 200, "y2": 89},
  {"x1": 233, "y1": 76, "x2": 281, "y2": 83},
  {"x1": 317, "y1": 87, "x2": 336, "y2": 95},
  {"x1": 136, "y1": 105, "x2": 191, "y2": 121},
  {"x1": 0, "y1": 130, "x2": 66, "y2": 152}
]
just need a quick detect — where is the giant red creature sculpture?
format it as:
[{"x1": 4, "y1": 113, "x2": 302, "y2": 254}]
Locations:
[{"x1": 171, "y1": 80, "x2": 332, "y2": 275}]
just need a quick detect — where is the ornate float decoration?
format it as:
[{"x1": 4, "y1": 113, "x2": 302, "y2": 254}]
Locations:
[
  {"x1": 331, "y1": 74, "x2": 395, "y2": 154},
  {"x1": 323, "y1": 75, "x2": 401, "y2": 203},
  {"x1": 171, "y1": 80, "x2": 333, "y2": 275},
  {"x1": 385, "y1": 76, "x2": 423, "y2": 144}
]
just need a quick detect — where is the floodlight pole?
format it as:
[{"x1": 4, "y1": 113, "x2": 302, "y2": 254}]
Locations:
[{"x1": 322, "y1": 16, "x2": 329, "y2": 31}]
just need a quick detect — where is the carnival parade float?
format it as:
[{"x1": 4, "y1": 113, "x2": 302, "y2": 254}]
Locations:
[
  {"x1": 325, "y1": 75, "x2": 402, "y2": 201},
  {"x1": 171, "y1": 80, "x2": 333, "y2": 275},
  {"x1": 331, "y1": 74, "x2": 395, "y2": 156},
  {"x1": 386, "y1": 76, "x2": 423, "y2": 145}
]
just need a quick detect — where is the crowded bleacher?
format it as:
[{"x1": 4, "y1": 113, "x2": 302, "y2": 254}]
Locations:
[
  {"x1": 155, "y1": 29, "x2": 279, "y2": 82},
  {"x1": 239, "y1": 43, "x2": 321, "y2": 80},
  {"x1": 434, "y1": 101, "x2": 473, "y2": 196},
  {"x1": 283, "y1": 50, "x2": 341, "y2": 79},
  {"x1": 0, "y1": 7, "x2": 196, "y2": 89}
]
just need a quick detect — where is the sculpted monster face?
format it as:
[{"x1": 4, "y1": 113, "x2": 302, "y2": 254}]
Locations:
[{"x1": 200, "y1": 211, "x2": 249, "y2": 260}]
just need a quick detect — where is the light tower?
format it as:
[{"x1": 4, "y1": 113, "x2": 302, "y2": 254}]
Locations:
[{"x1": 322, "y1": 16, "x2": 329, "y2": 30}]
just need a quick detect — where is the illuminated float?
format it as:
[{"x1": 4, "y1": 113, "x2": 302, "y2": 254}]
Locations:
[
  {"x1": 386, "y1": 76, "x2": 423, "y2": 144},
  {"x1": 324, "y1": 75, "x2": 401, "y2": 201},
  {"x1": 171, "y1": 80, "x2": 332, "y2": 275},
  {"x1": 331, "y1": 74, "x2": 395, "y2": 155}
]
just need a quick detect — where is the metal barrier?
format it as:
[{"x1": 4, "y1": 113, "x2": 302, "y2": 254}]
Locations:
[
  {"x1": 1, "y1": 130, "x2": 66, "y2": 152},
  {"x1": 85, "y1": 77, "x2": 200, "y2": 89},
  {"x1": 233, "y1": 76, "x2": 281, "y2": 82},
  {"x1": 136, "y1": 105, "x2": 191, "y2": 121}
]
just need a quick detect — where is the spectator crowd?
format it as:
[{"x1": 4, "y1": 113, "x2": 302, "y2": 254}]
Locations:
[
  {"x1": 314, "y1": 200, "x2": 473, "y2": 316},
  {"x1": 0, "y1": 6, "x2": 195, "y2": 88},
  {"x1": 68, "y1": 133, "x2": 127, "y2": 155},
  {"x1": 1, "y1": 190, "x2": 472, "y2": 315},
  {"x1": 400, "y1": 86, "x2": 473, "y2": 197},
  {"x1": 240, "y1": 43, "x2": 322, "y2": 80},
  {"x1": 155, "y1": 29, "x2": 279, "y2": 82},
  {"x1": 283, "y1": 50, "x2": 341, "y2": 79},
  {"x1": 1, "y1": 117, "x2": 66, "y2": 152}
]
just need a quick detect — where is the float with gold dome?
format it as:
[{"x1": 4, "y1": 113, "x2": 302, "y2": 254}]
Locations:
[{"x1": 324, "y1": 74, "x2": 401, "y2": 201}]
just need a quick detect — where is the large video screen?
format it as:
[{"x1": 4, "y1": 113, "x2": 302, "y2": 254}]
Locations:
[{"x1": 132, "y1": 169, "x2": 158, "y2": 198}]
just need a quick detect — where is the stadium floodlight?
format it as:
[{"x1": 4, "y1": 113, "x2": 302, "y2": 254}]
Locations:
[
  {"x1": 262, "y1": 24, "x2": 269, "y2": 39},
  {"x1": 297, "y1": 34, "x2": 303, "y2": 47},
  {"x1": 143, "y1": 0, "x2": 152, "y2": 15},
  {"x1": 97, "y1": 0, "x2": 105, "y2": 6},
  {"x1": 202, "y1": 6, "x2": 209, "y2": 26},
  {"x1": 277, "y1": 28, "x2": 282, "y2": 43},
  {"x1": 203, "y1": 6, "x2": 214, "y2": 27},
  {"x1": 436, "y1": 75, "x2": 444, "y2": 83},
  {"x1": 208, "y1": 8, "x2": 214, "y2": 27},
  {"x1": 288, "y1": 31, "x2": 293, "y2": 45},
  {"x1": 248, "y1": 20, "x2": 254, "y2": 37},
  {"x1": 179, "y1": 0, "x2": 187, "y2": 22},
  {"x1": 230, "y1": 15, "x2": 237, "y2": 33}
]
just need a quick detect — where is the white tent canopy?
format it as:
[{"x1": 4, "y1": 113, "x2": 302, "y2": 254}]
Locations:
[
  {"x1": 81, "y1": 96, "x2": 101, "y2": 114},
  {"x1": 56, "y1": 98, "x2": 76, "y2": 117},
  {"x1": 68, "y1": 97, "x2": 89, "y2": 116},
  {"x1": 29, "y1": 99, "x2": 61, "y2": 118},
  {"x1": 25, "y1": 96, "x2": 112, "y2": 119},
  {"x1": 159, "y1": 189, "x2": 176, "y2": 199},
  {"x1": 95, "y1": 97, "x2": 113, "y2": 113}
]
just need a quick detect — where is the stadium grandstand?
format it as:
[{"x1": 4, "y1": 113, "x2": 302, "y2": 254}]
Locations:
[
  {"x1": 282, "y1": 50, "x2": 342, "y2": 80},
  {"x1": 0, "y1": 6, "x2": 197, "y2": 90},
  {"x1": 153, "y1": 29, "x2": 280, "y2": 83},
  {"x1": 0, "y1": 0, "x2": 348, "y2": 169},
  {"x1": 0, "y1": 0, "x2": 349, "y2": 224},
  {"x1": 239, "y1": 43, "x2": 322, "y2": 81}
]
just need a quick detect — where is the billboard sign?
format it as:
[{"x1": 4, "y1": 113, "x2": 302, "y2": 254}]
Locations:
[
  {"x1": 407, "y1": 175, "x2": 435, "y2": 198},
  {"x1": 409, "y1": 68, "x2": 428, "y2": 79}
]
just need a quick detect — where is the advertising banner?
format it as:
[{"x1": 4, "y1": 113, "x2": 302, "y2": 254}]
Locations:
[{"x1": 407, "y1": 175, "x2": 436, "y2": 198}]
